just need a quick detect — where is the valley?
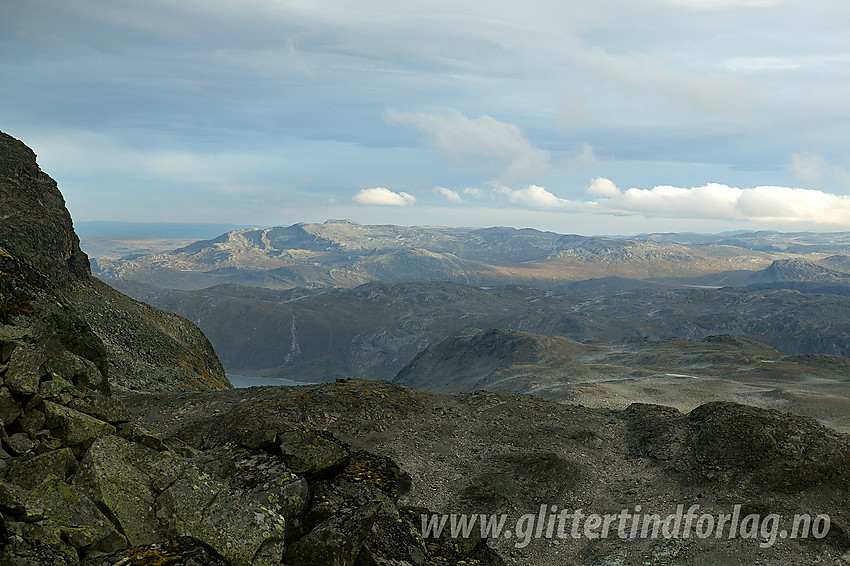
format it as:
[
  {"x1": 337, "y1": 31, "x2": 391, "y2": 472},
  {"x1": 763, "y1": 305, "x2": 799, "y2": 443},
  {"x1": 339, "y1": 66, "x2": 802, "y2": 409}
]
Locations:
[{"x1": 93, "y1": 223, "x2": 850, "y2": 434}]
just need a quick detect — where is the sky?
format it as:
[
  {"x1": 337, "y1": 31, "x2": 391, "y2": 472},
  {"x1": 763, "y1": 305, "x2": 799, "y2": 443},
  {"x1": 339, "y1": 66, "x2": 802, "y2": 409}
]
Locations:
[{"x1": 2, "y1": 0, "x2": 850, "y2": 235}]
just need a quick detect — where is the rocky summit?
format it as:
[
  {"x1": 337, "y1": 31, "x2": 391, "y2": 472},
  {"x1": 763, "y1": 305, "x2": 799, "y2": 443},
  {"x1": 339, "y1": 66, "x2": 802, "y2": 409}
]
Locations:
[{"x1": 0, "y1": 132, "x2": 228, "y2": 393}]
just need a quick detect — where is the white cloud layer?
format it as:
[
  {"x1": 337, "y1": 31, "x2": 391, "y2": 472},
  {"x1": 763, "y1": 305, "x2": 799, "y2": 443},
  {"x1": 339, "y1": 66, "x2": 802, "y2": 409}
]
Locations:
[
  {"x1": 386, "y1": 110, "x2": 552, "y2": 184},
  {"x1": 353, "y1": 187, "x2": 416, "y2": 207},
  {"x1": 434, "y1": 186, "x2": 464, "y2": 204},
  {"x1": 586, "y1": 177, "x2": 621, "y2": 197},
  {"x1": 496, "y1": 184, "x2": 575, "y2": 211},
  {"x1": 497, "y1": 178, "x2": 850, "y2": 225}
]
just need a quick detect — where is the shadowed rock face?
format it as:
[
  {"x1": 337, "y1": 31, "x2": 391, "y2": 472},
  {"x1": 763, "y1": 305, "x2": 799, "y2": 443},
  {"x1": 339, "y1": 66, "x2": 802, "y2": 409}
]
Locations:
[
  {"x1": 0, "y1": 130, "x2": 229, "y2": 392},
  {"x1": 0, "y1": 132, "x2": 90, "y2": 287}
]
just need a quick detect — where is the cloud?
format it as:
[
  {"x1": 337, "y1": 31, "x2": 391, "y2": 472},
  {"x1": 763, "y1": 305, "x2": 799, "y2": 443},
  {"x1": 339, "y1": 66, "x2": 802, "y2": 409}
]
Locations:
[
  {"x1": 353, "y1": 187, "x2": 416, "y2": 206},
  {"x1": 586, "y1": 177, "x2": 621, "y2": 197},
  {"x1": 568, "y1": 48, "x2": 751, "y2": 118},
  {"x1": 434, "y1": 186, "x2": 464, "y2": 204},
  {"x1": 498, "y1": 184, "x2": 577, "y2": 211},
  {"x1": 386, "y1": 110, "x2": 552, "y2": 184},
  {"x1": 463, "y1": 187, "x2": 484, "y2": 199},
  {"x1": 789, "y1": 153, "x2": 850, "y2": 188},
  {"x1": 489, "y1": 178, "x2": 850, "y2": 226},
  {"x1": 597, "y1": 183, "x2": 850, "y2": 224}
]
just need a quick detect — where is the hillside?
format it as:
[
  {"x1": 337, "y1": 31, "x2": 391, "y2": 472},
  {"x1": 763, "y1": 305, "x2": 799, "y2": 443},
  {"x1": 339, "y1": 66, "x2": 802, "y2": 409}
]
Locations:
[
  {"x1": 115, "y1": 279, "x2": 850, "y2": 380},
  {"x1": 394, "y1": 329, "x2": 850, "y2": 431},
  {"x1": 0, "y1": 131, "x2": 229, "y2": 392}
]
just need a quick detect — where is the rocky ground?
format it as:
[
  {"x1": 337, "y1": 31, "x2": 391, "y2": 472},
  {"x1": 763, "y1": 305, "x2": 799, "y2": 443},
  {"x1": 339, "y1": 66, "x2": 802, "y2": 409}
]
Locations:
[
  {"x1": 124, "y1": 379, "x2": 850, "y2": 565},
  {"x1": 0, "y1": 242, "x2": 500, "y2": 565}
]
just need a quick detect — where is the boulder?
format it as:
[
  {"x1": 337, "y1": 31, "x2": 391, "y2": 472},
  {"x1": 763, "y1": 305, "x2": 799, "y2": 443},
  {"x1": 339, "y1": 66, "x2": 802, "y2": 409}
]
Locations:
[
  {"x1": 0, "y1": 479, "x2": 26, "y2": 515},
  {"x1": 66, "y1": 393, "x2": 129, "y2": 424},
  {"x1": 156, "y1": 463, "x2": 286, "y2": 565},
  {"x1": 24, "y1": 478, "x2": 126, "y2": 556},
  {"x1": 43, "y1": 400, "x2": 115, "y2": 451},
  {"x1": 74, "y1": 435, "x2": 184, "y2": 545},
  {"x1": 285, "y1": 502, "x2": 380, "y2": 566},
  {"x1": 5, "y1": 345, "x2": 46, "y2": 395},
  {"x1": 6, "y1": 447, "x2": 78, "y2": 489},
  {"x1": 0, "y1": 386, "x2": 20, "y2": 424},
  {"x1": 278, "y1": 429, "x2": 350, "y2": 478}
]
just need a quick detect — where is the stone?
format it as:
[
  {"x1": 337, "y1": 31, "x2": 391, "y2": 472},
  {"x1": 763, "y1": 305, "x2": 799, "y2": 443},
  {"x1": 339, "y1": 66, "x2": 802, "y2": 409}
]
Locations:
[
  {"x1": 17, "y1": 407, "x2": 46, "y2": 435},
  {"x1": 5, "y1": 346, "x2": 46, "y2": 395},
  {"x1": 67, "y1": 393, "x2": 129, "y2": 424},
  {"x1": 6, "y1": 447, "x2": 78, "y2": 490},
  {"x1": 285, "y1": 502, "x2": 380, "y2": 566},
  {"x1": 278, "y1": 429, "x2": 350, "y2": 478},
  {"x1": 116, "y1": 422, "x2": 168, "y2": 451},
  {"x1": 0, "y1": 339, "x2": 16, "y2": 364},
  {"x1": 7, "y1": 432, "x2": 35, "y2": 455},
  {"x1": 74, "y1": 435, "x2": 185, "y2": 546},
  {"x1": 43, "y1": 400, "x2": 115, "y2": 450},
  {"x1": 157, "y1": 463, "x2": 286, "y2": 565},
  {"x1": 0, "y1": 479, "x2": 26, "y2": 515},
  {"x1": 24, "y1": 478, "x2": 126, "y2": 553},
  {"x1": 38, "y1": 376, "x2": 75, "y2": 399},
  {"x1": 0, "y1": 386, "x2": 20, "y2": 424}
]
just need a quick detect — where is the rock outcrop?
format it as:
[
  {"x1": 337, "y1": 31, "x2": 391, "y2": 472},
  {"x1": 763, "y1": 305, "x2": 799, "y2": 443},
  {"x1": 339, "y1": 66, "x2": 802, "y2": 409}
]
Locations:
[
  {"x1": 0, "y1": 131, "x2": 229, "y2": 392},
  {"x1": 0, "y1": 132, "x2": 90, "y2": 288}
]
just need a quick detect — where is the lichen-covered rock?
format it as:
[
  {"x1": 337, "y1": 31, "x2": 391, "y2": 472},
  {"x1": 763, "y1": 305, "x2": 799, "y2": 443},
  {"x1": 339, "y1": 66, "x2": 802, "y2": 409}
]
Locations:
[
  {"x1": 43, "y1": 401, "x2": 115, "y2": 451},
  {"x1": 24, "y1": 478, "x2": 126, "y2": 557},
  {"x1": 0, "y1": 480, "x2": 26, "y2": 515},
  {"x1": 6, "y1": 432, "x2": 35, "y2": 456},
  {"x1": 0, "y1": 386, "x2": 20, "y2": 425},
  {"x1": 81, "y1": 536, "x2": 232, "y2": 566},
  {"x1": 116, "y1": 422, "x2": 169, "y2": 451},
  {"x1": 156, "y1": 462, "x2": 286, "y2": 565},
  {"x1": 16, "y1": 407, "x2": 45, "y2": 436},
  {"x1": 5, "y1": 345, "x2": 46, "y2": 395},
  {"x1": 74, "y1": 435, "x2": 184, "y2": 546},
  {"x1": 200, "y1": 446, "x2": 309, "y2": 523},
  {"x1": 66, "y1": 393, "x2": 129, "y2": 424},
  {"x1": 6, "y1": 447, "x2": 78, "y2": 490},
  {"x1": 42, "y1": 344, "x2": 108, "y2": 395},
  {"x1": 278, "y1": 429, "x2": 350, "y2": 478},
  {"x1": 285, "y1": 501, "x2": 380, "y2": 566}
]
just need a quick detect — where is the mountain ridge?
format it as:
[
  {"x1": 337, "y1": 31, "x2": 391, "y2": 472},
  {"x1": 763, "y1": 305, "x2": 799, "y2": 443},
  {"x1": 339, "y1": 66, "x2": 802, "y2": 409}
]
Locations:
[{"x1": 0, "y1": 131, "x2": 230, "y2": 392}]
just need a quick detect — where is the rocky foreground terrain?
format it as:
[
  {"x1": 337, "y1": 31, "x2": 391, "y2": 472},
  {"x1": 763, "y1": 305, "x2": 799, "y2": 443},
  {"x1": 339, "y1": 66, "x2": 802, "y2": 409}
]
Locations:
[
  {"x1": 124, "y1": 380, "x2": 850, "y2": 565},
  {"x1": 0, "y1": 243, "x2": 500, "y2": 565}
]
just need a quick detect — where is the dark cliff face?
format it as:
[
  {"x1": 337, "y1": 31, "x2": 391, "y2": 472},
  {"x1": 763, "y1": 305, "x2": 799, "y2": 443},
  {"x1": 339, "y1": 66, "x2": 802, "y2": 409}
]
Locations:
[
  {"x1": 0, "y1": 130, "x2": 230, "y2": 391},
  {"x1": 0, "y1": 132, "x2": 90, "y2": 287}
]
